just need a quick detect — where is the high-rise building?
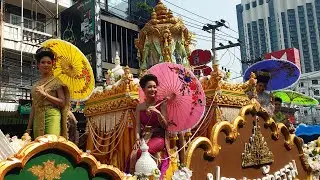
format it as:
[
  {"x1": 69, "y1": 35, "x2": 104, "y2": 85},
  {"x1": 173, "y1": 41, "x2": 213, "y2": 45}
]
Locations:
[{"x1": 236, "y1": 0, "x2": 320, "y2": 74}]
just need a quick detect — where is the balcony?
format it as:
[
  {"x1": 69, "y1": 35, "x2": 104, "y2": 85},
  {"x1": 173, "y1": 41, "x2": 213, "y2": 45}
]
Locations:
[
  {"x1": 41, "y1": 0, "x2": 72, "y2": 8},
  {"x1": 8, "y1": 0, "x2": 71, "y2": 12},
  {"x1": 3, "y1": 23, "x2": 52, "y2": 54}
]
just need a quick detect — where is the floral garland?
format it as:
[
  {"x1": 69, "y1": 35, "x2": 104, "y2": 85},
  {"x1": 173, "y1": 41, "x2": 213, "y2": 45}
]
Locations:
[
  {"x1": 124, "y1": 168, "x2": 161, "y2": 180},
  {"x1": 303, "y1": 138, "x2": 320, "y2": 179},
  {"x1": 123, "y1": 165, "x2": 192, "y2": 180}
]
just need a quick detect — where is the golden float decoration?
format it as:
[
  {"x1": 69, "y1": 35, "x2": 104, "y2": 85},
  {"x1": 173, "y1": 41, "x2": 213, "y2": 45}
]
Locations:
[
  {"x1": 28, "y1": 160, "x2": 69, "y2": 180},
  {"x1": 0, "y1": 135, "x2": 125, "y2": 179}
]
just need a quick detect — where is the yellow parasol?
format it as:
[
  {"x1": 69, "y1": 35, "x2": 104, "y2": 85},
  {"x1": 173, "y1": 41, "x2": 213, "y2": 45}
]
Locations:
[{"x1": 41, "y1": 39, "x2": 95, "y2": 101}]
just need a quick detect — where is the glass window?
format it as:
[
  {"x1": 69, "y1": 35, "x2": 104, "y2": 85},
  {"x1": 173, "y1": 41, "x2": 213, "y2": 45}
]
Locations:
[
  {"x1": 102, "y1": 21, "x2": 139, "y2": 69},
  {"x1": 35, "y1": 21, "x2": 45, "y2": 32},
  {"x1": 312, "y1": 80, "x2": 318, "y2": 84},
  {"x1": 252, "y1": 1, "x2": 257, "y2": 8},
  {"x1": 10, "y1": 14, "x2": 34, "y2": 29},
  {"x1": 23, "y1": 18, "x2": 33, "y2": 29},
  {"x1": 259, "y1": 0, "x2": 264, "y2": 5},
  {"x1": 108, "y1": 0, "x2": 129, "y2": 20},
  {"x1": 300, "y1": 82, "x2": 304, "y2": 87},
  {"x1": 10, "y1": 14, "x2": 20, "y2": 25},
  {"x1": 314, "y1": 90, "x2": 320, "y2": 96},
  {"x1": 245, "y1": 3, "x2": 250, "y2": 10}
]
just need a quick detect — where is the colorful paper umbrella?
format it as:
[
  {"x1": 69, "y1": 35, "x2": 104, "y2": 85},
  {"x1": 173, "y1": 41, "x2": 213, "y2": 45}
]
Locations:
[
  {"x1": 139, "y1": 63, "x2": 206, "y2": 132},
  {"x1": 42, "y1": 39, "x2": 95, "y2": 101},
  {"x1": 243, "y1": 59, "x2": 301, "y2": 91},
  {"x1": 273, "y1": 90, "x2": 319, "y2": 106}
]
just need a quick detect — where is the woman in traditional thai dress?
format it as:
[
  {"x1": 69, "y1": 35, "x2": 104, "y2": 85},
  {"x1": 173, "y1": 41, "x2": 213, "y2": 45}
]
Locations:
[
  {"x1": 26, "y1": 48, "x2": 70, "y2": 139},
  {"x1": 126, "y1": 74, "x2": 170, "y2": 177}
]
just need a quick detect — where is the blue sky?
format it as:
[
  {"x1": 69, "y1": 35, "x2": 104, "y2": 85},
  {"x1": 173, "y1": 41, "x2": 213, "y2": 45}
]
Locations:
[{"x1": 162, "y1": 0, "x2": 243, "y2": 82}]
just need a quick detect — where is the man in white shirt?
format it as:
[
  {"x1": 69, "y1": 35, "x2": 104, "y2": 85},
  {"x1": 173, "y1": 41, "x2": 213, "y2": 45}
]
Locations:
[{"x1": 247, "y1": 70, "x2": 274, "y2": 114}]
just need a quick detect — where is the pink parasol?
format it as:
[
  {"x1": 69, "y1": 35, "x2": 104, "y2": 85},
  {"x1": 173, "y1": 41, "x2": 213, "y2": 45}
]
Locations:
[{"x1": 139, "y1": 63, "x2": 206, "y2": 132}]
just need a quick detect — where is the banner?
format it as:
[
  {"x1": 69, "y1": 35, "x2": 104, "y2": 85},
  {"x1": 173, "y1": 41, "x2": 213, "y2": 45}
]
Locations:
[{"x1": 60, "y1": 0, "x2": 103, "y2": 82}]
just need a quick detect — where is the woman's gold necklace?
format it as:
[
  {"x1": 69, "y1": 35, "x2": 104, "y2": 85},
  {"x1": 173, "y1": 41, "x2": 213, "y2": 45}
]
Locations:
[{"x1": 38, "y1": 75, "x2": 53, "y2": 86}]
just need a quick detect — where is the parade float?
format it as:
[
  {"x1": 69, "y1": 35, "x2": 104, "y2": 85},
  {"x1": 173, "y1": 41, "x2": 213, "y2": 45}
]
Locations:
[{"x1": 0, "y1": 1, "x2": 316, "y2": 180}]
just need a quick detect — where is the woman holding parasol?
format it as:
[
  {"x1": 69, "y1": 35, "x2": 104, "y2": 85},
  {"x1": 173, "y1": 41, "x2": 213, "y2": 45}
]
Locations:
[
  {"x1": 26, "y1": 47, "x2": 70, "y2": 139},
  {"x1": 126, "y1": 74, "x2": 171, "y2": 177},
  {"x1": 25, "y1": 39, "x2": 95, "y2": 140},
  {"x1": 126, "y1": 63, "x2": 206, "y2": 178}
]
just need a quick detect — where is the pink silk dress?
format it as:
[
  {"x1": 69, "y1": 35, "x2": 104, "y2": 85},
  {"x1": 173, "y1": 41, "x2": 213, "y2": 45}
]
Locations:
[{"x1": 125, "y1": 106, "x2": 170, "y2": 178}]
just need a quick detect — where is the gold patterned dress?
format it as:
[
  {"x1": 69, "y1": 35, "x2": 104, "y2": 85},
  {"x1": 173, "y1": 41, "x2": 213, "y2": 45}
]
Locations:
[{"x1": 31, "y1": 77, "x2": 70, "y2": 139}]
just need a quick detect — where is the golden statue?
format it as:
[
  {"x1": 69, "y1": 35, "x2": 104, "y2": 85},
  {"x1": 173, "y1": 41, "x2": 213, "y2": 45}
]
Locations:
[
  {"x1": 208, "y1": 64, "x2": 223, "y2": 91},
  {"x1": 135, "y1": 0, "x2": 192, "y2": 70}
]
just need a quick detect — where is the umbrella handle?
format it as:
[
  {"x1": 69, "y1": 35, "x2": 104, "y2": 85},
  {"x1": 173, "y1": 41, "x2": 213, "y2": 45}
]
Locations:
[
  {"x1": 154, "y1": 93, "x2": 176, "y2": 108},
  {"x1": 40, "y1": 72, "x2": 63, "y2": 87},
  {"x1": 41, "y1": 77, "x2": 56, "y2": 87}
]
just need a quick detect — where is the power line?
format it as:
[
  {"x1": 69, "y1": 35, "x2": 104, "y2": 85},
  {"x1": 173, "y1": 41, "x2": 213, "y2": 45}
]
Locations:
[
  {"x1": 106, "y1": 4, "x2": 229, "y2": 45},
  {"x1": 217, "y1": 31, "x2": 238, "y2": 40},
  {"x1": 224, "y1": 46, "x2": 242, "y2": 62},
  {"x1": 163, "y1": 0, "x2": 216, "y2": 24},
  {"x1": 162, "y1": 0, "x2": 239, "y2": 37},
  {"x1": 224, "y1": 48, "x2": 236, "y2": 68},
  {"x1": 194, "y1": 37, "x2": 211, "y2": 42},
  {"x1": 106, "y1": 1, "x2": 238, "y2": 46}
]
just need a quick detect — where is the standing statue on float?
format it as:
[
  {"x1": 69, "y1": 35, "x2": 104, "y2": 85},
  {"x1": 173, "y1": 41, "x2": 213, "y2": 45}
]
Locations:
[{"x1": 135, "y1": 0, "x2": 192, "y2": 72}]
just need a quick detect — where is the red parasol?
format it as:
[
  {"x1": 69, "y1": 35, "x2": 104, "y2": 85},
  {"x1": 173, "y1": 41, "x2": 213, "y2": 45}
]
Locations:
[{"x1": 139, "y1": 63, "x2": 206, "y2": 132}]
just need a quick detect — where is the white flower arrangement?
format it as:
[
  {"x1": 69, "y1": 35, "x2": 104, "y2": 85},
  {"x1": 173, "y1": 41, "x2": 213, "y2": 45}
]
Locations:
[
  {"x1": 303, "y1": 138, "x2": 320, "y2": 179},
  {"x1": 6, "y1": 134, "x2": 30, "y2": 153},
  {"x1": 172, "y1": 164, "x2": 193, "y2": 180},
  {"x1": 152, "y1": 168, "x2": 161, "y2": 179},
  {"x1": 127, "y1": 168, "x2": 160, "y2": 180}
]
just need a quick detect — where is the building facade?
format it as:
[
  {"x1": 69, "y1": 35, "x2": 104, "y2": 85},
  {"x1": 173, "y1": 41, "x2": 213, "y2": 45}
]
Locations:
[
  {"x1": 60, "y1": 0, "x2": 158, "y2": 84},
  {"x1": 237, "y1": 0, "x2": 320, "y2": 74},
  {"x1": 0, "y1": 0, "x2": 72, "y2": 138},
  {"x1": 0, "y1": 0, "x2": 158, "y2": 100},
  {"x1": 0, "y1": 0, "x2": 72, "y2": 101}
]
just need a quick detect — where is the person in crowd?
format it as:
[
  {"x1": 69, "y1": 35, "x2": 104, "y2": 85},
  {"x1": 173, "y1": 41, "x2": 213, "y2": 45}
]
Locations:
[
  {"x1": 273, "y1": 97, "x2": 288, "y2": 124},
  {"x1": 247, "y1": 70, "x2": 274, "y2": 114}
]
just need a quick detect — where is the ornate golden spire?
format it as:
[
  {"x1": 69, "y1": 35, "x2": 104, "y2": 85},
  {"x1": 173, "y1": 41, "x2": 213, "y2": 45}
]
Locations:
[
  {"x1": 242, "y1": 118, "x2": 274, "y2": 168},
  {"x1": 154, "y1": 0, "x2": 168, "y2": 23},
  {"x1": 150, "y1": 10, "x2": 158, "y2": 25},
  {"x1": 167, "y1": 9, "x2": 178, "y2": 24},
  {"x1": 135, "y1": 0, "x2": 192, "y2": 69}
]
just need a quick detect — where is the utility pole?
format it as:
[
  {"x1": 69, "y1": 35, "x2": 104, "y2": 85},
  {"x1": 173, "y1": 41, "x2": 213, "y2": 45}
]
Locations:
[
  {"x1": 202, "y1": 20, "x2": 226, "y2": 64},
  {"x1": 20, "y1": 0, "x2": 24, "y2": 86},
  {"x1": 203, "y1": 20, "x2": 241, "y2": 64},
  {"x1": 0, "y1": 0, "x2": 3, "y2": 99},
  {"x1": 55, "y1": 0, "x2": 59, "y2": 37},
  {"x1": 215, "y1": 42, "x2": 241, "y2": 51},
  {"x1": 0, "y1": 0, "x2": 3, "y2": 69}
]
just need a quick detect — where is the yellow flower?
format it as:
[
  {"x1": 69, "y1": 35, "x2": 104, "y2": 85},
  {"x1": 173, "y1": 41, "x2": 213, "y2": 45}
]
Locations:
[{"x1": 152, "y1": 168, "x2": 161, "y2": 177}]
